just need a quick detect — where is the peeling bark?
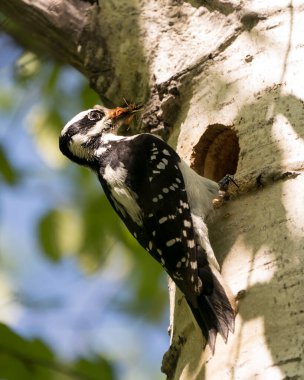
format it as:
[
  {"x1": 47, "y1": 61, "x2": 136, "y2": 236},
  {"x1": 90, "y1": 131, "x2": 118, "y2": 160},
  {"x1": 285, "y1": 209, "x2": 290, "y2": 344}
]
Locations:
[{"x1": 2, "y1": 0, "x2": 304, "y2": 379}]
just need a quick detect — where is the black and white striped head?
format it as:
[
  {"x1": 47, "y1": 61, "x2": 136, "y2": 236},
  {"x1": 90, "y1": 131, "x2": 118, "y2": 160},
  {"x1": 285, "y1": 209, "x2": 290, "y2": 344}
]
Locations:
[{"x1": 59, "y1": 106, "x2": 127, "y2": 166}]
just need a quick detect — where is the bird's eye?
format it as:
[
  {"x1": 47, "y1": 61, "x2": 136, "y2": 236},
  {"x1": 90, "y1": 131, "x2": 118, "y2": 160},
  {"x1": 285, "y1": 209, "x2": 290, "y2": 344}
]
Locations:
[{"x1": 88, "y1": 110, "x2": 103, "y2": 121}]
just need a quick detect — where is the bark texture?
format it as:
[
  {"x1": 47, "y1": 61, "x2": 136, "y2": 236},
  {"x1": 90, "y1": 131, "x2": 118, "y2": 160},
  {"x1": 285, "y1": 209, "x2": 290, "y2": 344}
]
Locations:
[{"x1": 1, "y1": 0, "x2": 304, "y2": 379}]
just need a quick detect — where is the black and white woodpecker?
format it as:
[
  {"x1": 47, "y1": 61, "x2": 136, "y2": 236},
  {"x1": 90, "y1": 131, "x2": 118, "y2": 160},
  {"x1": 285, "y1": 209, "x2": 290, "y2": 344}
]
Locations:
[{"x1": 59, "y1": 105, "x2": 235, "y2": 352}]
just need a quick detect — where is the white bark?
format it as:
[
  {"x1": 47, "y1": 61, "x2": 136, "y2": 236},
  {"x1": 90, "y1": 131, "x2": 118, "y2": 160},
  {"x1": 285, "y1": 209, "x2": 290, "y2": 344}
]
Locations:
[
  {"x1": 2, "y1": 0, "x2": 304, "y2": 378},
  {"x1": 163, "y1": 1, "x2": 304, "y2": 378}
]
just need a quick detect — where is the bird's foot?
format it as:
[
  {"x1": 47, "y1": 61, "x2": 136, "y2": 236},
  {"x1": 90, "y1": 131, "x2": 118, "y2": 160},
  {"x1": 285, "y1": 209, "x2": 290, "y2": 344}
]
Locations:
[{"x1": 213, "y1": 174, "x2": 238, "y2": 207}]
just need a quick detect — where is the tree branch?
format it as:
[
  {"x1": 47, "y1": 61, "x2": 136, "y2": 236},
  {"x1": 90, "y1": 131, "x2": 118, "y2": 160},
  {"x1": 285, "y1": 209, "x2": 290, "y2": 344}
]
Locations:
[{"x1": 0, "y1": 0, "x2": 110, "y2": 96}]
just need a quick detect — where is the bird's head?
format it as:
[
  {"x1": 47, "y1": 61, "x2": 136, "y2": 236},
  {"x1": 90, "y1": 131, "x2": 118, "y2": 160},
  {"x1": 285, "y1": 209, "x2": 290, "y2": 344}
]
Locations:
[{"x1": 59, "y1": 104, "x2": 140, "y2": 166}]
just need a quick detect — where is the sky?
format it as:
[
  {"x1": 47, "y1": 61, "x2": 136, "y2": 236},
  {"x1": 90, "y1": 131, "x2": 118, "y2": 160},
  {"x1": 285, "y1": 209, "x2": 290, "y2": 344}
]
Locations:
[{"x1": 0, "y1": 33, "x2": 168, "y2": 380}]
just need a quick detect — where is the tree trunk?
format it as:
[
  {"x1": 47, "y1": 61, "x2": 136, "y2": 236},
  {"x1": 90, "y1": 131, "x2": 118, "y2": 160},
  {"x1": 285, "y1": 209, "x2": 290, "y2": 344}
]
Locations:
[{"x1": 2, "y1": 0, "x2": 304, "y2": 379}]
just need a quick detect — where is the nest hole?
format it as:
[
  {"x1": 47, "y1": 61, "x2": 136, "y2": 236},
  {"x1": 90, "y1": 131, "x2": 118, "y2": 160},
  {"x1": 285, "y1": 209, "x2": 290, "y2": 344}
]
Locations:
[{"x1": 190, "y1": 124, "x2": 239, "y2": 182}]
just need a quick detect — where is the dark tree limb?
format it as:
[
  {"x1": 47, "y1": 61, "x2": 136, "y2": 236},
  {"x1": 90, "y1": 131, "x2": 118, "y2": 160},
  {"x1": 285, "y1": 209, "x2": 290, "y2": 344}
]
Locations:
[
  {"x1": 0, "y1": 0, "x2": 121, "y2": 105},
  {"x1": 1, "y1": 1, "x2": 93, "y2": 72}
]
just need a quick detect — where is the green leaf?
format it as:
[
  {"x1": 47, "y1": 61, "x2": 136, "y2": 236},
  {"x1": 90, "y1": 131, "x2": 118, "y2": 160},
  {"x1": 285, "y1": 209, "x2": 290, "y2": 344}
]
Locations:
[
  {"x1": 0, "y1": 323, "x2": 53, "y2": 380},
  {"x1": 74, "y1": 358, "x2": 114, "y2": 380},
  {"x1": 0, "y1": 145, "x2": 19, "y2": 185},
  {"x1": 0, "y1": 323, "x2": 115, "y2": 380},
  {"x1": 15, "y1": 51, "x2": 41, "y2": 82},
  {"x1": 38, "y1": 208, "x2": 83, "y2": 261},
  {"x1": 38, "y1": 210, "x2": 62, "y2": 261}
]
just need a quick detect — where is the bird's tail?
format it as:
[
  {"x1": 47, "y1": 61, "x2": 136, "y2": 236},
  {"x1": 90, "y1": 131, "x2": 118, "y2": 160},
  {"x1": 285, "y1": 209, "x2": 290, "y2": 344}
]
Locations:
[{"x1": 188, "y1": 255, "x2": 236, "y2": 353}]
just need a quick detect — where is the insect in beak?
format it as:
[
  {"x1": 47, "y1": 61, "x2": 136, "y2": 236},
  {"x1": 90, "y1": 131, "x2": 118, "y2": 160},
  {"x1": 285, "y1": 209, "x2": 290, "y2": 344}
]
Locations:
[{"x1": 94, "y1": 102, "x2": 142, "y2": 134}]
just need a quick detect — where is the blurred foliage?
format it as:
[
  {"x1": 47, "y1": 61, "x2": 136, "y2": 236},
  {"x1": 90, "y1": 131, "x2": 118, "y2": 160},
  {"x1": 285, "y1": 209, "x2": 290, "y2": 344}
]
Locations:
[
  {"x1": 38, "y1": 208, "x2": 83, "y2": 261},
  {"x1": 0, "y1": 324, "x2": 114, "y2": 380},
  {"x1": 15, "y1": 51, "x2": 42, "y2": 82},
  {"x1": 0, "y1": 29, "x2": 167, "y2": 380},
  {"x1": 0, "y1": 145, "x2": 20, "y2": 185}
]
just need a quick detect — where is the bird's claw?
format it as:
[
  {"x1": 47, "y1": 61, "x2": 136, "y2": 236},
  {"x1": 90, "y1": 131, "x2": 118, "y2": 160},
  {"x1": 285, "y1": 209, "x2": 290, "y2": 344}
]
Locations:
[{"x1": 218, "y1": 174, "x2": 239, "y2": 191}]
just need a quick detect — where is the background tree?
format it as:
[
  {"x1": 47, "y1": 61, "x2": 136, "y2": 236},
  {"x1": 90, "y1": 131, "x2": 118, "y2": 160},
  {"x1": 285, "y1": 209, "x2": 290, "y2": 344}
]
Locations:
[{"x1": 1, "y1": 1, "x2": 304, "y2": 379}]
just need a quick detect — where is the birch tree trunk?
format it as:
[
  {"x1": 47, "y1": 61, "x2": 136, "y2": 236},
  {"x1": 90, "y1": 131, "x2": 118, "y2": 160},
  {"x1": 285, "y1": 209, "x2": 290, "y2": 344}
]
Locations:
[{"x1": 2, "y1": 0, "x2": 304, "y2": 379}]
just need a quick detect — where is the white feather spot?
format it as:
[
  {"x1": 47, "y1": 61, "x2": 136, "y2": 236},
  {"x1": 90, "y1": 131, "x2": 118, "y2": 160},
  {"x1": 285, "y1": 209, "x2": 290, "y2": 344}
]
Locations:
[
  {"x1": 151, "y1": 155, "x2": 156, "y2": 160},
  {"x1": 180, "y1": 201, "x2": 189, "y2": 209},
  {"x1": 157, "y1": 249, "x2": 162, "y2": 256},
  {"x1": 166, "y1": 238, "x2": 181, "y2": 247},
  {"x1": 162, "y1": 158, "x2": 168, "y2": 165},
  {"x1": 176, "y1": 178, "x2": 181, "y2": 183},
  {"x1": 153, "y1": 197, "x2": 158, "y2": 203},
  {"x1": 68, "y1": 135, "x2": 92, "y2": 161},
  {"x1": 159, "y1": 217, "x2": 168, "y2": 224},
  {"x1": 149, "y1": 241, "x2": 153, "y2": 250},
  {"x1": 162, "y1": 188, "x2": 169, "y2": 193},
  {"x1": 176, "y1": 261, "x2": 182, "y2": 268},
  {"x1": 158, "y1": 194, "x2": 164, "y2": 200},
  {"x1": 187, "y1": 240, "x2": 195, "y2": 248},
  {"x1": 157, "y1": 162, "x2": 166, "y2": 170},
  {"x1": 163, "y1": 149, "x2": 170, "y2": 156},
  {"x1": 166, "y1": 239, "x2": 176, "y2": 247},
  {"x1": 184, "y1": 220, "x2": 191, "y2": 228},
  {"x1": 95, "y1": 146, "x2": 108, "y2": 156}
]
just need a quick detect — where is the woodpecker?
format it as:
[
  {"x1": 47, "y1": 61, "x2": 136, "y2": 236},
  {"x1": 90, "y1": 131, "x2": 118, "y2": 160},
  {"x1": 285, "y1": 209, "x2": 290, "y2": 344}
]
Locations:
[{"x1": 59, "y1": 105, "x2": 235, "y2": 352}]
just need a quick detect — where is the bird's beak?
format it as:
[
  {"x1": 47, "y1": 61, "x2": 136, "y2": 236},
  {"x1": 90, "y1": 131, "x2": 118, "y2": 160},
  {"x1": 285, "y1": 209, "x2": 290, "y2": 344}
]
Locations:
[{"x1": 94, "y1": 103, "x2": 142, "y2": 133}]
